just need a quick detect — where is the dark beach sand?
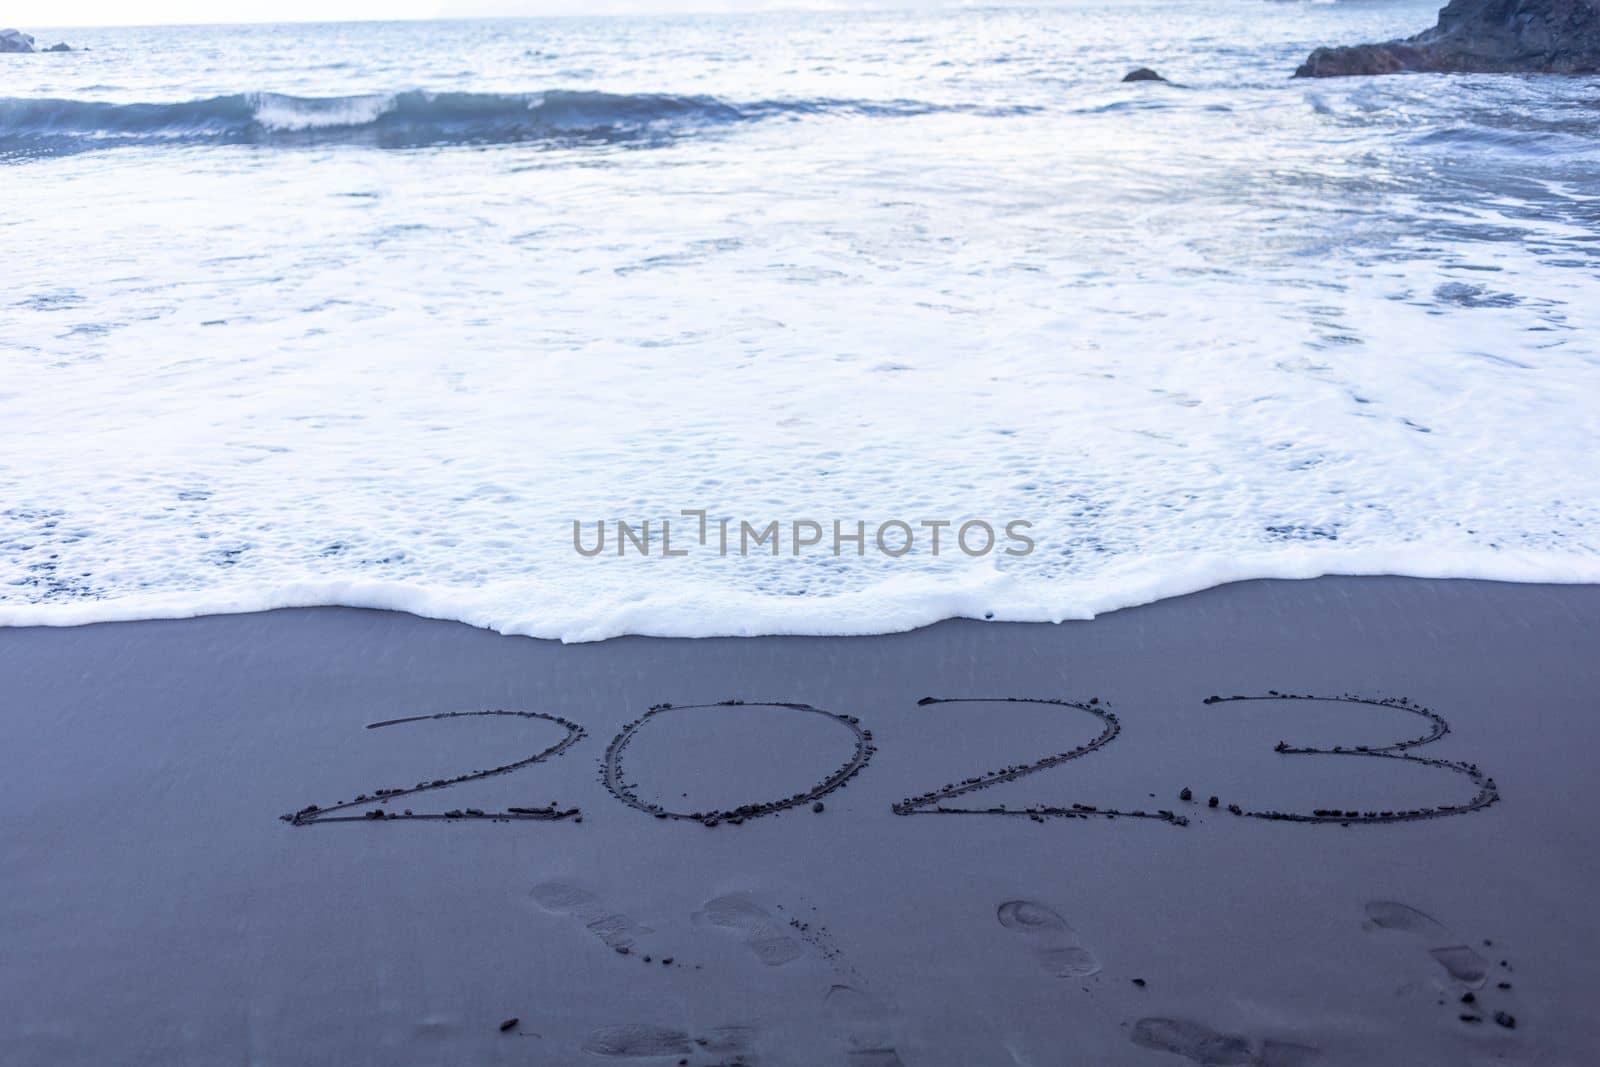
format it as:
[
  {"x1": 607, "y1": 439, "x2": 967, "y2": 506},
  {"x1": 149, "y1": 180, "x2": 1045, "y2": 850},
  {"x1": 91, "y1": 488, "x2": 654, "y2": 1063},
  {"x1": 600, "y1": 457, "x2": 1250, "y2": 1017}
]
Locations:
[{"x1": 3, "y1": 576, "x2": 1598, "y2": 1065}]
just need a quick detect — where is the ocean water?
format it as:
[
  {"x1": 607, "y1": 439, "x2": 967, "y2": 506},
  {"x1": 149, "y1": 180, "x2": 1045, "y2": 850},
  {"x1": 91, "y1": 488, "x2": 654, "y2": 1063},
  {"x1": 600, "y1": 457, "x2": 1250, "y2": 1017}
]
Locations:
[{"x1": 2, "y1": 1, "x2": 1599, "y2": 641}]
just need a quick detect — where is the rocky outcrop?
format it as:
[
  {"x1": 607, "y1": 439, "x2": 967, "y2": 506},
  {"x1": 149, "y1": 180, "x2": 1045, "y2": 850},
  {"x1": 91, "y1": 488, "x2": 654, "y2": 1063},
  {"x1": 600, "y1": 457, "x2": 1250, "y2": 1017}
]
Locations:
[
  {"x1": 1295, "y1": 0, "x2": 1600, "y2": 76},
  {"x1": 1, "y1": 28, "x2": 37, "y2": 53},
  {"x1": 45, "y1": 42, "x2": 73, "y2": 52},
  {"x1": 1122, "y1": 67, "x2": 1167, "y2": 82}
]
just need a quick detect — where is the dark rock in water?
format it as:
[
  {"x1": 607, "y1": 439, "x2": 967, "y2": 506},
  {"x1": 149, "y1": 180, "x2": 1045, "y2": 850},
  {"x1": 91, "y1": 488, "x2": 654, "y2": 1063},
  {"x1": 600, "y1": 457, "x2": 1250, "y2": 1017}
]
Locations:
[
  {"x1": 1122, "y1": 67, "x2": 1166, "y2": 82},
  {"x1": 1493, "y1": 1011, "x2": 1517, "y2": 1029},
  {"x1": 1, "y1": 28, "x2": 37, "y2": 53},
  {"x1": 45, "y1": 42, "x2": 73, "y2": 52},
  {"x1": 1295, "y1": 0, "x2": 1600, "y2": 76}
]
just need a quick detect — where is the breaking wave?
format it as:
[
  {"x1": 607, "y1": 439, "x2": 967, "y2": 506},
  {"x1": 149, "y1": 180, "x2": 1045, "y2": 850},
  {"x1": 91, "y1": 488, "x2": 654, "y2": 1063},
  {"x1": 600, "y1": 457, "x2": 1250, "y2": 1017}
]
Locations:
[{"x1": 0, "y1": 89, "x2": 1029, "y2": 157}]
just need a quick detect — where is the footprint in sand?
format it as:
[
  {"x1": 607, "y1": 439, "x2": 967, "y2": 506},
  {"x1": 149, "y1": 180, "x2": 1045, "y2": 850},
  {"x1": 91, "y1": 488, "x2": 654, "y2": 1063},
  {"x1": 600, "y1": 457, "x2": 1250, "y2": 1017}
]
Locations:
[
  {"x1": 1130, "y1": 1018, "x2": 1319, "y2": 1067},
  {"x1": 826, "y1": 984, "x2": 905, "y2": 1067},
  {"x1": 1363, "y1": 900, "x2": 1489, "y2": 988},
  {"x1": 530, "y1": 880, "x2": 654, "y2": 953},
  {"x1": 996, "y1": 899, "x2": 1102, "y2": 978},
  {"x1": 583, "y1": 1024, "x2": 691, "y2": 1058},
  {"x1": 583, "y1": 1023, "x2": 754, "y2": 1059},
  {"x1": 696, "y1": 892, "x2": 806, "y2": 967}
]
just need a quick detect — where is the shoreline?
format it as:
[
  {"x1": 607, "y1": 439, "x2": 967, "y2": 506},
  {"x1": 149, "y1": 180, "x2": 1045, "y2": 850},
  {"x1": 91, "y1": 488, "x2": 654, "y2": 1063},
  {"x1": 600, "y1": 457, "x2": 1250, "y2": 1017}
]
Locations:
[
  {"x1": 4, "y1": 574, "x2": 1598, "y2": 1064},
  {"x1": 7, "y1": 562, "x2": 1600, "y2": 643}
]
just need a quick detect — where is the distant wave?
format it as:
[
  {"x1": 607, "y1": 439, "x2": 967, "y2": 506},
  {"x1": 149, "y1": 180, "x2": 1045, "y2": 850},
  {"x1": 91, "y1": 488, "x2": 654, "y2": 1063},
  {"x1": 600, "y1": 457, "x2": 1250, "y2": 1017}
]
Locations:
[{"x1": 0, "y1": 89, "x2": 1035, "y2": 157}]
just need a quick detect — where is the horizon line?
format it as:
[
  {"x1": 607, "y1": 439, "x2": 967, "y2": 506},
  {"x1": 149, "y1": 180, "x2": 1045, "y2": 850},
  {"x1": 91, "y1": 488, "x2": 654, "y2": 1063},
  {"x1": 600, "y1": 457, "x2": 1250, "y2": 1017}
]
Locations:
[{"x1": 10, "y1": 1, "x2": 999, "y2": 32}]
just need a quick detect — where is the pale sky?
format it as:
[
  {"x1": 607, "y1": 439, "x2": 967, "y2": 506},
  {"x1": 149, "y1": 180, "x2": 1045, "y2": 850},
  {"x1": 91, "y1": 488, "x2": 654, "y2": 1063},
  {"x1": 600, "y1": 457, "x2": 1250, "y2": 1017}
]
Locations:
[{"x1": 10, "y1": 0, "x2": 903, "y2": 27}]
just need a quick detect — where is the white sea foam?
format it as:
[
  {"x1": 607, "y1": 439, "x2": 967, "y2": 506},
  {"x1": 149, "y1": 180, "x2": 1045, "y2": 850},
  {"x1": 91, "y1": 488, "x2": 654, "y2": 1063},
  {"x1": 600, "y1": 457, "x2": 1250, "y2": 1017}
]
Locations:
[
  {"x1": 249, "y1": 91, "x2": 397, "y2": 132},
  {"x1": 3, "y1": 547, "x2": 1598, "y2": 643},
  {"x1": 3, "y1": 3, "x2": 1598, "y2": 641}
]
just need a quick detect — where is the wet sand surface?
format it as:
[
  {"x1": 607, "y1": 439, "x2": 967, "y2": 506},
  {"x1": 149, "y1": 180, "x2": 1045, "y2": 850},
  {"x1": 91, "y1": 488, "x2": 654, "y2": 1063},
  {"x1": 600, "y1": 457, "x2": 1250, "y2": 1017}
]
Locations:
[{"x1": 3, "y1": 576, "x2": 1598, "y2": 1065}]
